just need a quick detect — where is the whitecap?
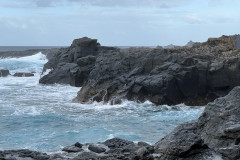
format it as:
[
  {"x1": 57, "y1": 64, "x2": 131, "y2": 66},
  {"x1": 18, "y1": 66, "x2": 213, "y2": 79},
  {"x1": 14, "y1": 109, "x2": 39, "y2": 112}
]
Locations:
[{"x1": 0, "y1": 52, "x2": 47, "y2": 63}]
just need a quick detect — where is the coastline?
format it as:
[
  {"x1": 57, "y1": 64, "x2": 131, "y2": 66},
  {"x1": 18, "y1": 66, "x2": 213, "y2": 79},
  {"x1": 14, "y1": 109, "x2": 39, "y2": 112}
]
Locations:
[{"x1": 1, "y1": 35, "x2": 240, "y2": 159}]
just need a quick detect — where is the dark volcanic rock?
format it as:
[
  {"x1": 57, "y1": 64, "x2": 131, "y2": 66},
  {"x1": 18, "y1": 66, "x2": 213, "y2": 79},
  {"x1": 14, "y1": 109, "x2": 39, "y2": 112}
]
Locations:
[
  {"x1": 73, "y1": 35, "x2": 240, "y2": 106},
  {"x1": 62, "y1": 146, "x2": 83, "y2": 153},
  {"x1": 72, "y1": 151, "x2": 98, "y2": 160},
  {"x1": 0, "y1": 69, "x2": 10, "y2": 77},
  {"x1": 88, "y1": 144, "x2": 106, "y2": 153},
  {"x1": 0, "y1": 138, "x2": 154, "y2": 160},
  {"x1": 104, "y1": 138, "x2": 134, "y2": 149},
  {"x1": 39, "y1": 63, "x2": 78, "y2": 84},
  {"x1": 0, "y1": 149, "x2": 50, "y2": 160},
  {"x1": 154, "y1": 86, "x2": 240, "y2": 160},
  {"x1": 69, "y1": 37, "x2": 99, "y2": 63},
  {"x1": 13, "y1": 72, "x2": 34, "y2": 77},
  {"x1": 39, "y1": 37, "x2": 118, "y2": 86},
  {"x1": 40, "y1": 35, "x2": 240, "y2": 106},
  {"x1": 62, "y1": 142, "x2": 83, "y2": 153}
]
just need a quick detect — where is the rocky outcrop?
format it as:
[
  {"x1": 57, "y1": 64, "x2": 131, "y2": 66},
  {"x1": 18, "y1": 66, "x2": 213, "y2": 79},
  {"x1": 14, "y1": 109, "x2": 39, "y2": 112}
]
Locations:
[
  {"x1": 73, "y1": 35, "x2": 240, "y2": 106},
  {"x1": 0, "y1": 69, "x2": 10, "y2": 77},
  {"x1": 39, "y1": 37, "x2": 118, "y2": 86},
  {"x1": 0, "y1": 138, "x2": 155, "y2": 160},
  {"x1": 39, "y1": 35, "x2": 240, "y2": 106},
  {"x1": 0, "y1": 150, "x2": 50, "y2": 160},
  {"x1": 13, "y1": 72, "x2": 34, "y2": 77},
  {"x1": 154, "y1": 86, "x2": 240, "y2": 160}
]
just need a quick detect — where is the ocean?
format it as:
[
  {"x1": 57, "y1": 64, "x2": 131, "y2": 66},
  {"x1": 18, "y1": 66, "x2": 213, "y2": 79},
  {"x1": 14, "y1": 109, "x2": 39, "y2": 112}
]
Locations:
[
  {"x1": 0, "y1": 51, "x2": 204, "y2": 151},
  {"x1": 0, "y1": 46, "x2": 64, "y2": 52}
]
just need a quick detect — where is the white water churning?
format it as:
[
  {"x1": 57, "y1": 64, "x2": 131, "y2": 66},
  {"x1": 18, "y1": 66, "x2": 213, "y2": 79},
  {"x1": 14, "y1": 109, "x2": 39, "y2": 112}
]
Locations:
[{"x1": 0, "y1": 53, "x2": 204, "y2": 151}]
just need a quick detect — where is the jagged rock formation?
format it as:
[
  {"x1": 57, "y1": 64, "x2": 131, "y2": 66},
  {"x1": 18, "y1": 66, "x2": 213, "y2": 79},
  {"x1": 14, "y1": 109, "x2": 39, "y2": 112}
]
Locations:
[
  {"x1": 154, "y1": 86, "x2": 240, "y2": 160},
  {"x1": 40, "y1": 35, "x2": 240, "y2": 106},
  {"x1": 39, "y1": 37, "x2": 118, "y2": 86},
  {"x1": 73, "y1": 35, "x2": 240, "y2": 106}
]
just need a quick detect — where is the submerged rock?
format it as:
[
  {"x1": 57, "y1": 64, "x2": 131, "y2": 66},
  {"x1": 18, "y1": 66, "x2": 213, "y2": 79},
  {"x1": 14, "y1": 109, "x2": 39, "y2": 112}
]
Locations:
[
  {"x1": 0, "y1": 69, "x2": 10, "y2": 77},
  {"x1": 13, "y1": 72, "x2": 34, "y2": 77}
]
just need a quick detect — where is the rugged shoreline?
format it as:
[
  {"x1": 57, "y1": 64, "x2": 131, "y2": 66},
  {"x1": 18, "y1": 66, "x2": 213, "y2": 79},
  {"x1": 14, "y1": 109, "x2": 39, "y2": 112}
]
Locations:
[
  {"x1": 1, "y1": 86, "x2": 240, "y2": 159},
  {"x1": 2, "y1": 35, "x2": 240, "y2": 159},
  {"x1": 40, "y1": 35, "x2": 240, "y2": 106}
]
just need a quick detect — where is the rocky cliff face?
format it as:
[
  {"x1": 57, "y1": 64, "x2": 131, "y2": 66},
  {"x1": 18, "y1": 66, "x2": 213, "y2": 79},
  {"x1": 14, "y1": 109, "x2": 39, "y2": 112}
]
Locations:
[
  {"x1": 73, "y1": 35, "x2": 240, "y2": 106},
  {"x1": 154, "y1": 86, "x2": 240, "y2": 160},
  {"x1": 40, "y1": 35, "x2": 240, "y2": 106},
  {"x1": 39, "y1": 37, "x2": 118, "y2": 86}
]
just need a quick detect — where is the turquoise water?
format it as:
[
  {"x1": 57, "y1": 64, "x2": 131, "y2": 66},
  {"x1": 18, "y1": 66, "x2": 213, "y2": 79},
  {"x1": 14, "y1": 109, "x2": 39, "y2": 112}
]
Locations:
[{"x1": 0, "y1": 53, "x2": 204, "y2": 151}]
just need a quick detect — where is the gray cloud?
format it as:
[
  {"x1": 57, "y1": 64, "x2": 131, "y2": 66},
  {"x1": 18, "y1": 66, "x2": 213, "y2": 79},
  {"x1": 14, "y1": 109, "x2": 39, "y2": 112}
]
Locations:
[
  {"x1": 1, "y1": 0, "x2": 190, "y2": 8},
  {"x1": 0, "y1": 0, "x2": 239, "y2": 46},
  {"x1": 34, "y1": 0, "x2": 58, "y2": 7},
  {"x1": 69, "y1": 0, "x2": 191, "y2": 8}
]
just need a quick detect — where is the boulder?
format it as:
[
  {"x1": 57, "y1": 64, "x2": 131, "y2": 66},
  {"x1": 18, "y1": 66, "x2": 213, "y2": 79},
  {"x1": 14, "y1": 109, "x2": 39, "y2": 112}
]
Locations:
[
  {"x1": 62, "y1": 146, "x2": 83, "y2": 153},
  {"x1": 13, "y1": 72, "x2": 34, "y2": 77},
  {"x1": 0, "y1": 69, "x2": 10, "y2": 77},
  {"x1": 104, "y1": 138, "x2": 134, "y2": 149},
  {"x1": 72, "y1": 151, "x2": 98, "y2": 160},
  {"x1": 88, "y1": 144, "x2": 106, "y2": 153},
  {"x1": 62, "y1": 142, "x2": 83, "y2": 153}
]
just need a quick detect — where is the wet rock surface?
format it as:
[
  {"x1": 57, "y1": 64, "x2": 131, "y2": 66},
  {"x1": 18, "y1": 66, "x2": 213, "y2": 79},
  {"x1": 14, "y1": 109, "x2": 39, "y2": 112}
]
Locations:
[
  {"x1": 40, "y1": 35, "x2": 240, "y2": 106},
  {"x1": 62, "y1": 142, "x2": 83, "y2": 153},
  {"x1": 73, "y1": 35, "x2": 240, "y2": 106},
  {"x1": 13, "y1": 72, "x2": 34, "y2": 77},
  {"x1": 0, "y1": 69, "x2": 10, "y2": 77},
  {"x1": 39, "y1": 37, "x2": 118, "y2": 86},
  {"x1": 154, "y1": 86, "x2": 240, "y2": 160},
  {"x1": 0, "y1": 149, "x2": 50, "y2": 160},
  {"x1": 0, "y1": 138, "x2": 154, "y2": 160}
]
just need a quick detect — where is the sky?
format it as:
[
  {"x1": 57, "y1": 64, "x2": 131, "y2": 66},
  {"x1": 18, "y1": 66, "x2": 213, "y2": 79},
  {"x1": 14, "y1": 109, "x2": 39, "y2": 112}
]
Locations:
[{"x1": 0, "y1": 0, "x2": 239, "y2": 46}]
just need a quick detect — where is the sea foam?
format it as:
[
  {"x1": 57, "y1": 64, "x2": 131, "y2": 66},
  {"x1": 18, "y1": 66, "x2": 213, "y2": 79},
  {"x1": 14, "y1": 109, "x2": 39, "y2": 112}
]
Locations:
[{"x1": 0, "y1": 52, "x2": 204, "y2": 151}]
